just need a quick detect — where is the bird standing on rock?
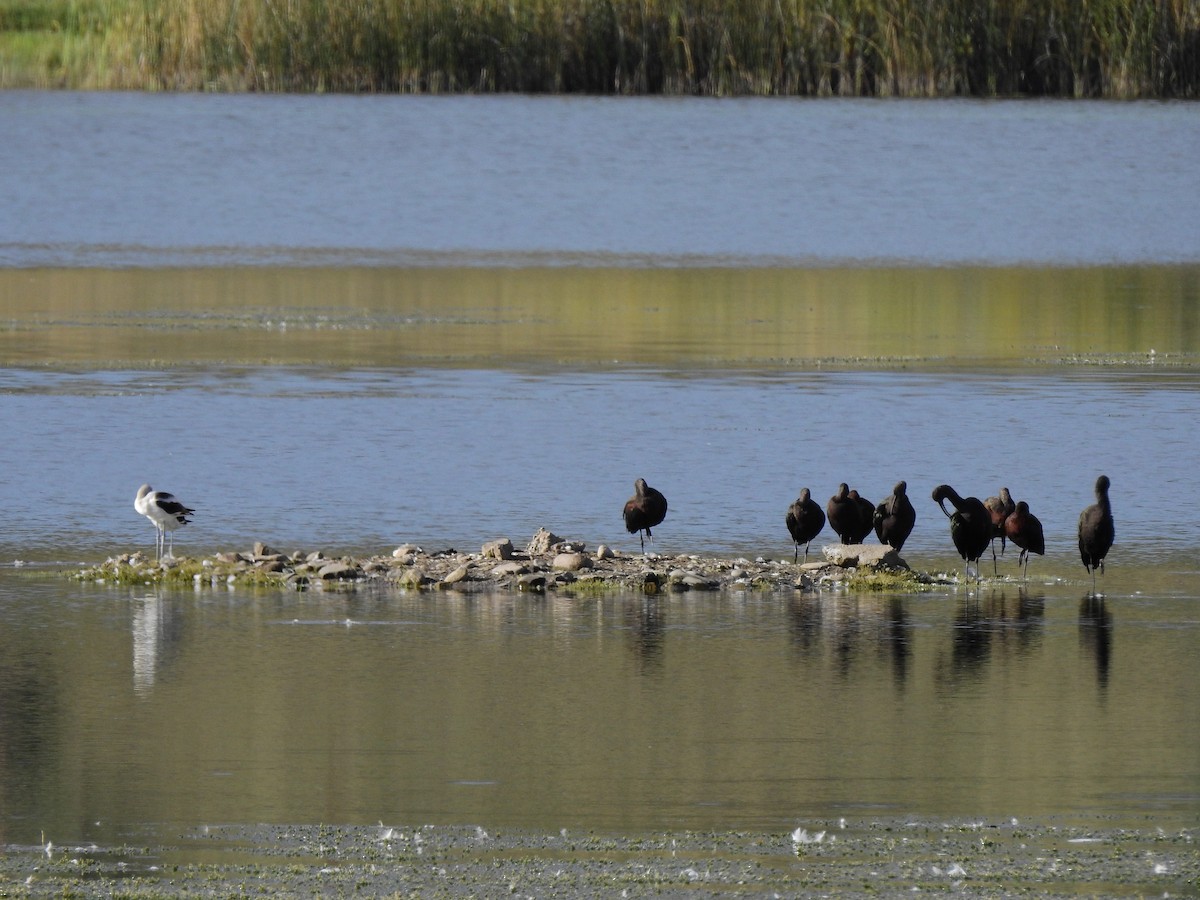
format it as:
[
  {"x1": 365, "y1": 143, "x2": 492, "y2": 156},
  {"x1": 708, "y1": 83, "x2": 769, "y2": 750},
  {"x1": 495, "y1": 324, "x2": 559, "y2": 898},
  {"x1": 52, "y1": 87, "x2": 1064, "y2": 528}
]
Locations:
[
  {"x1": 847, "y1": 490, "x2": 875, "y2": 543},
  {"x1": 827, "y1": 483, "x2": 861, "y2": 544},
  {"x1": 786, "y1": 488, "x2": 826, "y2": 562},
  {"x1": 623, "y1": 478, "x2": 668, "y2": 552},
  {"x1": 1078, "y1": 474, "x2": 1115, "y2": 592},
  {"x1": 932, "y1": 484, "x2": 992, "y2": 581},
  {"x1": 135, "y1": 483, "x2": 195, "y2": 560},
  {"x1": 874, "y1": 481, "x2": 916, "y2": 552}
]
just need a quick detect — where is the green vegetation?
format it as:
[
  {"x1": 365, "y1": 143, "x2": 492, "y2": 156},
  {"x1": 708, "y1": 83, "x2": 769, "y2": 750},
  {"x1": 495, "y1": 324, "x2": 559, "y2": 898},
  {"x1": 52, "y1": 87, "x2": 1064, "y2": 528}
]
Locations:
[
  {"x1": 1, "y1": 0, "x2": 1197, "y2": 96},
  {"x1": 69, "y1": 555, "x2": 295, "y2": 588},
  {"x1": 846, "y1": 567, "x2": 936, "y2": 592}
]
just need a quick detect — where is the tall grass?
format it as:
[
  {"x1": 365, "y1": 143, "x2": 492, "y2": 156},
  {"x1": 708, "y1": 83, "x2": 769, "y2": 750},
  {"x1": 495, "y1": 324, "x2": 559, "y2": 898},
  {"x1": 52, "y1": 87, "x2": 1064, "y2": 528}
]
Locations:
[{"x1": 2, "y1": 0, "x2": 1198, "y2": 96}]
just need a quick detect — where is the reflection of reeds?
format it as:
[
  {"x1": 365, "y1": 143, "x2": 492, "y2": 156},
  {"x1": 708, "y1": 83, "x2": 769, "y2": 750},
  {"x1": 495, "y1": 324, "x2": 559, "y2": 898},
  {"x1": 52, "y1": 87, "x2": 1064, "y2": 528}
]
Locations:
[{"x1": 2, "y1": 0, "x2": 1197, "y2": 96}]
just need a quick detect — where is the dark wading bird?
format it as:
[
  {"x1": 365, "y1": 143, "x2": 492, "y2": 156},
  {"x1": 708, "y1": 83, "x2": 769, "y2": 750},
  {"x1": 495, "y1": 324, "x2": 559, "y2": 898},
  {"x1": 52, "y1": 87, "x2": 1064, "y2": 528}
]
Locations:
[
  {"x1": 848, "y1": 490, "x2": 875, "y2": 544},
  {"x1": 1004, "y1": 500, "x2": 1045, "y2": 580},
  {"x1": 786, "y1": 488, "x2": 826, "y2": 563},
  {"x1": 134, "y1": 483, "x2": 195, "y2": 560},
  {"x1": 1078, "y1": 474, "x2": 1115, "y2": 592},
  {"x1": 931, "y1": 484, "x2": 993, "y2": 581},
  {"x1": 983, "y1": 487, "x2": 1015, "y2": 574},
  {"x1": 623, "y1": 478, "x2": 668, "y2": 552},
  {"x1": 827, "y1": 483, "x2": 861, "y2": 544},
  {"x1": 873, "y1": 480, "x2": 917, "y2": 552}
]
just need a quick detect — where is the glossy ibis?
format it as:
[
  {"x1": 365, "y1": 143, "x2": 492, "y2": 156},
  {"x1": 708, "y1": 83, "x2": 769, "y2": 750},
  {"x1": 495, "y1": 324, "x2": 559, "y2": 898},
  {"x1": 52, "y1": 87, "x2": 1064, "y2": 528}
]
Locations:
[
  {"x1": 873, "y1": 480, "x2": 917, "y2": 552},
  {"x1": 623, "y1": 477, "x2": 668, "y2": 552},
  {"x1": 786, "y1": 488, "x2": 826, "y2": 562},
  {"x1": 1078, "y1": 474, "x2": 1114, "y2": 591},
  {"x1": 135, "y1": 483, "x2": 195, "y2": 560},
  {"x1": 931, "y1": 484, "x2": 992, "y2": 581},
  {"x1": 1004, "y1": 500, "x2": 1045, "y2": 580},
  {"x1": 983, "y1": 487, "x2": 1014, "y2": 575},
  {"x1": 848, "y1": 490, "x2": 875, "y2": 543},
  {"x1": 827, "y1": 483, "x2": 860, "y2": 544}
]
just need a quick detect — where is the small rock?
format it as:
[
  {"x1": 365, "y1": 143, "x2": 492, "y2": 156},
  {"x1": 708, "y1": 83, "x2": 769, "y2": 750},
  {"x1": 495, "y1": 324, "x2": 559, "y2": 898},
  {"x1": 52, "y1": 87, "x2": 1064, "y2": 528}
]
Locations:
[
  {"x1": 395, "y1": 568, "x2": 428, "y2": 589},
  {"x1": 253, "y1": 541, "x2": 277, "y2": 557},
  {"x1": 393, "y1": 544, "x2": 421, "y2": 558},
  {"x1": 822, "y1": 543, "x2": 907, "y2": 570},
  {"x1": 442, "y1": 564, "x2": 470, "y2": 585},
  {"x1": 516, "y1": 572, "x2": 547, "y2": 592},
  {"x1": 482, "y1": 538, "x2": 514, "y2": 560},
  {"x1": 640, "y1": 571, "x2": 662, "y2": 594},
  {"x1": 526, "y1": 528, "x2": 563, "y2": 556},
  {"x1": 318, "y1": 562, "x2": 358, "y2": 580},
  {"x1": 492, "y1": 561, "x2": 529, "y2": 576},
  {"x1": 552, "y1": 552, "x2": 590, "y2": 572},
  {"x1": 594, "y1": 544, "x2": 615, "y2": 559}
]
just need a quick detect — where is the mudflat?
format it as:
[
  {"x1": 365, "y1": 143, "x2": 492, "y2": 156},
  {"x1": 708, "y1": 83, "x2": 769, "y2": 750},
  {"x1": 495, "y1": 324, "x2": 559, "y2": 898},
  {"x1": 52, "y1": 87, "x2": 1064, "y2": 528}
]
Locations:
[{"x1": 7, "y1": 818, "x2": 1195, "y2": 897}]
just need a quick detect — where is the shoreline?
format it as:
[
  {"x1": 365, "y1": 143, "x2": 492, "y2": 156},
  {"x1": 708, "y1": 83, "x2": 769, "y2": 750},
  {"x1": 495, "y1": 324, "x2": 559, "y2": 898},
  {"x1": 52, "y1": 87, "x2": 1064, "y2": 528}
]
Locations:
[{"x1": 6, "y1": 817, "x2": 1196, "y2": 898}]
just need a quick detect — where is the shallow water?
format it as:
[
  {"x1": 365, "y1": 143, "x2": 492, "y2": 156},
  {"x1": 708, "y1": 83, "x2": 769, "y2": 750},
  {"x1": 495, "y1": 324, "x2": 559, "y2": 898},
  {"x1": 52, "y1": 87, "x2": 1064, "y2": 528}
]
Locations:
[
  {"x1": 1, "y1": 573, "x2": 1197, "y2": 848},
  {"x1": 1, "y1": 94, "x2": 1198, "y2": 855},
  {"x1": 1, "y1": 356, "x2": 1199, "y2": 569}
]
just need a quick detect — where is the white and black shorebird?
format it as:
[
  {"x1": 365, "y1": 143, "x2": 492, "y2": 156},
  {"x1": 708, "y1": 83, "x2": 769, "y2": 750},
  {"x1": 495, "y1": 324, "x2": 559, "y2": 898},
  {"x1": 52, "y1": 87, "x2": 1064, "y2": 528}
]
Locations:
[{"x1": 134, "y1": 484, "x2": 195, "y2": 560}]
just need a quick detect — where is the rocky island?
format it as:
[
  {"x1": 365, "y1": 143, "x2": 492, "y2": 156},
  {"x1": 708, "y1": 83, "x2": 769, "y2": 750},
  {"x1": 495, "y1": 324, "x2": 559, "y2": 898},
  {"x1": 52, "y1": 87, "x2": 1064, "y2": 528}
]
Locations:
[{"x1": 70, "y1": 527, "x2": 938, "y2": 594}]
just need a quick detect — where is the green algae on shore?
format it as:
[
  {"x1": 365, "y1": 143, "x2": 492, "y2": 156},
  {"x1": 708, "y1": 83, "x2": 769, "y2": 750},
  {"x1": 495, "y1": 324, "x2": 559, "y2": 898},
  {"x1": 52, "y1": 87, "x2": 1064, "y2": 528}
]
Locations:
[{"x1": 6, "y1": 819, "x2": 1196, "y2": 898}]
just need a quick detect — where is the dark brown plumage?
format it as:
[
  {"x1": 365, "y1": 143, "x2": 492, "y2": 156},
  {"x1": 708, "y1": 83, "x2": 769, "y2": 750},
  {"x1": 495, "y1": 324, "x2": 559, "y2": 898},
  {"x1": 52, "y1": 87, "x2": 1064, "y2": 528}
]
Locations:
[
  {"x1": 1078, "y1": 474, "x2": 1114, "y2": 591},
  {"x1": 932, "y1": 484, "x2": 993, "y2": 581},
  {"x1": 983, "y1": 487, "x2": 1014, "y2": 574},
  {"x1": 848, "y1": 490, "x2": 875, "y2": 544},
  {"x1": 873, "y1": 480, "x2": 917, "y2": 552},
  {"x1": 786, "y1": 488, "x2": 826, "y2": 563},
  {"x1": 1004, "y1": 500, "x2": 1045, "y2": 580},
  {"x1": 827, "y1": 483, "x2": 860, "y2": 544},
  {"x1": 623, "y1": 477, "x2": 668, "y2": 552}
]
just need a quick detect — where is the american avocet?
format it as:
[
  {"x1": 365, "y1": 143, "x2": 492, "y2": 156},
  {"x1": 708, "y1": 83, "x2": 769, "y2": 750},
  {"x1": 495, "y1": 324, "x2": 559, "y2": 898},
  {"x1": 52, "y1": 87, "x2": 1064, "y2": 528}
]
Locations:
[
  {"x1": 623, "y1": 478, "x2": 667, "y2": 552},
  {"x1": 134, "y1": 484, "x2": 195, "y2": 559}
]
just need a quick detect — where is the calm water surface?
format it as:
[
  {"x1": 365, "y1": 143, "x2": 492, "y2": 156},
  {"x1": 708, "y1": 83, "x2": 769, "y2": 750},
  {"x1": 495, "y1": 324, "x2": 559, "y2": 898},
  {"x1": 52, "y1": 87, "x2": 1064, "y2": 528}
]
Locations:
[
  {"x1": 0, "y1": 94, "x2": 1197, "y2": 852},
  {"x1": 1, "y1": 573, "x2": 1197, "y2": 847},
  {"x1": 1, "y1": 92, "x2": 1198, "y2": 267}
]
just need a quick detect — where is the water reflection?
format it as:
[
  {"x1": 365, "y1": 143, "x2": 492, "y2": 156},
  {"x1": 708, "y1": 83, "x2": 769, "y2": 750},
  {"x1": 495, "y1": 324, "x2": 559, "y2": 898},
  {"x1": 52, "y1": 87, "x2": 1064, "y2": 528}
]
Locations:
[
  {"x1": 1079, "y1": 595, "x2": 1114, "y2": 691},
  {"x1": 937, "y1": 588, "x2": 1045, "y2": 690},
  {"x1": 786, "y1": 594, "x2": 911, "y2": 687},
  {"x1": 131, "y1": 595, "x2": 185, "y2": 696},
  {"x1": 623, "y1": 597, "x2": 665, "y2": 674}
]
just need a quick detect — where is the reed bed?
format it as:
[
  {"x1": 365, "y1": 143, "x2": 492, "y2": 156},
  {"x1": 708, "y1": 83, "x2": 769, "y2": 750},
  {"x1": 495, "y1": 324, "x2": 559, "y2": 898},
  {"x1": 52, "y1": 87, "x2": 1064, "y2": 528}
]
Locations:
[{"x1": 2, "y1": 0, "x2": 1198, "y2": 96}]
